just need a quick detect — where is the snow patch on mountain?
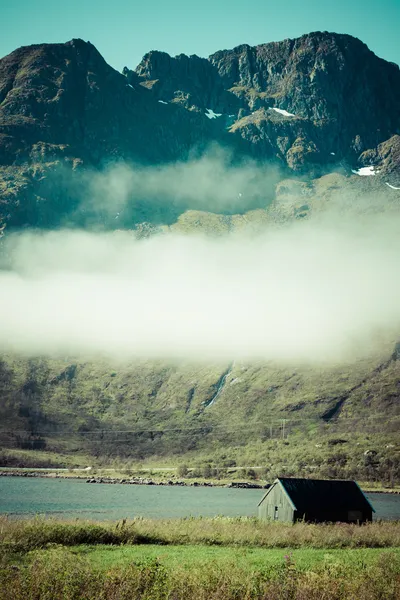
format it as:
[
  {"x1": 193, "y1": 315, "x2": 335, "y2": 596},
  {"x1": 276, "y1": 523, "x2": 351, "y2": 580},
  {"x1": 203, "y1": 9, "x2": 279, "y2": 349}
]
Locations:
[
  {"x1": 269, "y1": 107, "x2": 296, "y2": 117},
  {"x1": 205, "y1": 108, "x2": 222, "y2": 119},
  {"x1": 351, "y1": 166, "x2": 376, "y2": 176}
]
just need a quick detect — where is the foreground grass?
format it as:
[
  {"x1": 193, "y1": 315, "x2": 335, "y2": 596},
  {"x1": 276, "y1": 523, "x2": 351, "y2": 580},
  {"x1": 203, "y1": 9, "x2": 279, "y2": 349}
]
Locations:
[
  {"x1": 2, "y1": 517, "x2": 400, "y2": 550},
  {"x1": 1, "y1": 546, "x2": 400, "y2": 600},
  {"x1": 1, "y1": 518, "x2": 400, "y2": 599},
  {"x1": 70, "y1": 543, "x2": 400, "y2": 571}
]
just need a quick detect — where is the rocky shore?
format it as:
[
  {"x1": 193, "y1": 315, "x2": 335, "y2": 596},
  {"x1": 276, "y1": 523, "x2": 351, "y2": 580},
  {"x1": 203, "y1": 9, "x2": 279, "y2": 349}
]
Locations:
[
  {"x1": 0, "y1": 470, "x2": 267, "y2": 489},
  {"x1": 1, "y1": 471, "x2": 399, "y2": 493},
  {"x1": 85, "y1": 477, "x2": 267, "y2": 488}
]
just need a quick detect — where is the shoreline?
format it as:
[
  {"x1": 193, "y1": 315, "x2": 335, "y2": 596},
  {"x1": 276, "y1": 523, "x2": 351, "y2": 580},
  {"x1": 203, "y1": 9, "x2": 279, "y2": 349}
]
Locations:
[
  {"x1": 1, "y1": 469, "x2": 400, "y2": 494},
  {"x1": 0, "y1": 470, "x2": 267, "y2": 489}
]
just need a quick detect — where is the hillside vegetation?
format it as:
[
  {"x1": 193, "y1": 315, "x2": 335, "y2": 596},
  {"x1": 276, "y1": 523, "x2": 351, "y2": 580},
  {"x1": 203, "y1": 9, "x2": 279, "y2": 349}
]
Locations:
[{"x1": 0, "y1": 342, "x2": 399, "y2": 482}]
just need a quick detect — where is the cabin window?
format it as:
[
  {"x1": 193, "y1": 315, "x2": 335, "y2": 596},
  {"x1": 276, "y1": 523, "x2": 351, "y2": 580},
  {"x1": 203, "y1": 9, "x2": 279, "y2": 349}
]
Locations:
[
  {"x1": 348, "y1": 510, "x2": 362, "y2": 522},
  {"x1": 274, "y1": 506, "x2": 279, "y2": 520}
]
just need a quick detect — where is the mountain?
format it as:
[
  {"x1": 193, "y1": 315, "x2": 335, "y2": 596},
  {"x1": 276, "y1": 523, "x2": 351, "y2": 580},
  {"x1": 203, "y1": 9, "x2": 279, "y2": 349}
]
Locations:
[
  {"x1": 0, "y1": 32, "x2": 399, "y2": 232},
  {"x1": 0, "y1": 39, "x2": 229, "y2": 229},
  {"x1": 0, "y1": 33, "x2": 400, "y2": 478},
  {"x1": 134, "y1": 32, "x2": 400, "y2": 171}
]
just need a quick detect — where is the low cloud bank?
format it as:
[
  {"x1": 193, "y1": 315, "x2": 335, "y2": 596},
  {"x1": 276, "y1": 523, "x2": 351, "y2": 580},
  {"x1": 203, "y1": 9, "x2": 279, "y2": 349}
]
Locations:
[{"x1": 1, "y1": 210, "x2": 400, "y2": 363}]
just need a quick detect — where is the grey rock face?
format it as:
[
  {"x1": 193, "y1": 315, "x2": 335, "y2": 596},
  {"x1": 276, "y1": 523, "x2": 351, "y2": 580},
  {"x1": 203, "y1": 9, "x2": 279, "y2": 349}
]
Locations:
[{"x1": 135, "y1": 31, "x2": 400, "y2": 171}]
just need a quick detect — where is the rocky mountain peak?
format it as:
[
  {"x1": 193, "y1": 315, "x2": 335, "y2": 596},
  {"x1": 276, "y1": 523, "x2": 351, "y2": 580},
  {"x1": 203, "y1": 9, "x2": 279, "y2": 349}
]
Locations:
[
  {"x1": 132, "y1": 31, "x2": 400, "y2": 173},
  {"x1": 135, "y1": 49, "x2": 225, "y2": 111},
  {"x1": 0, "y1": 32, "x2": 399, "y2": 230}
]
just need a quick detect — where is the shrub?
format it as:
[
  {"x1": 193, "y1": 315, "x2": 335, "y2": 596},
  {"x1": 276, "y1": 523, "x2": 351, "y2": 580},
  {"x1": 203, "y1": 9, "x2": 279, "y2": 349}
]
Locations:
[
  {"x1": 246, "y1": 468, "x2": 258, "y2": 480},
  {"x1": 202, "y1": 464, "x2": 212, "y2": 478},
  {"x1": 177, "y1": 464, "x2": 189, "y2": 478}
]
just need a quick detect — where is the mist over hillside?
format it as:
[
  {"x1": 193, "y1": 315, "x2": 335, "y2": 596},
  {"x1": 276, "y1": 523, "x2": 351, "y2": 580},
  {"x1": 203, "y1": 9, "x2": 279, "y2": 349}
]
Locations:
[{"x1": 1, "y1": 190, "x2": 400, "y2": 363}]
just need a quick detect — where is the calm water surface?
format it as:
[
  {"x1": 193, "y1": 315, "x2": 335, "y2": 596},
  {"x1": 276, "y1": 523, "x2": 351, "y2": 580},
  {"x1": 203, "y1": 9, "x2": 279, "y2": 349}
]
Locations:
[{"x1": 0, "y1": 478, "x2": 399, "y2": 520}]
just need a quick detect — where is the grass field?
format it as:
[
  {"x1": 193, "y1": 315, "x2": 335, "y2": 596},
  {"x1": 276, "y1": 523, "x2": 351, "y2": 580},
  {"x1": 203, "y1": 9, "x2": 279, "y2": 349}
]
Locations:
[
  {"x1": 69, "y1": 543, "x2": 400, "y2": 571},
  {"x1": 2, "y1": 517, "x2": 400, "y2": 549},
  {"x1": 2, "y1": 544, "x2": 400, "y2": 599},
  {"x1": 1, "y1": 518, "x2": 400, "y2": 599}
]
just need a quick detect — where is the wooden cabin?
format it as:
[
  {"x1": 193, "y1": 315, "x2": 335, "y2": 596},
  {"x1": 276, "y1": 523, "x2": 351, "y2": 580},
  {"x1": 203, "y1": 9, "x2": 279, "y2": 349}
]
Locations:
[{"x1": 258, "y1": 477, "x2": 375, "y2": 523}]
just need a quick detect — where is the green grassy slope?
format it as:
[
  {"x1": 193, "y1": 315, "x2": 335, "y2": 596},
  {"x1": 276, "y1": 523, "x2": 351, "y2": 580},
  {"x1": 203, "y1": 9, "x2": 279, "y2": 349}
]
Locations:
[{"x1": 0, "y1": 346, "x2": 399, "y2": 481}]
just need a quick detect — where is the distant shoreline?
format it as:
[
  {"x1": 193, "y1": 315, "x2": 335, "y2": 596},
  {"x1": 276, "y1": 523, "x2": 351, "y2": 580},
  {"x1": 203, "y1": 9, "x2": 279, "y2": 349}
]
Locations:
[
  {"x1": 0, "y1": 470, "x2": 265, "y2": 489},
  {"x1": 1, "y1": 469, "x2": 399, "y2": 494}
]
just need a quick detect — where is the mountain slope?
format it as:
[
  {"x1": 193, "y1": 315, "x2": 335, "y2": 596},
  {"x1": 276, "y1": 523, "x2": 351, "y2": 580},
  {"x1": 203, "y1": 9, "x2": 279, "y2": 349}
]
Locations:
[
  {"x1": 0, "y1": 38, "x2": 219, "y2": 166},
  {"x1": 0, "y1": 346, "x2": 399, "y2": 478}
]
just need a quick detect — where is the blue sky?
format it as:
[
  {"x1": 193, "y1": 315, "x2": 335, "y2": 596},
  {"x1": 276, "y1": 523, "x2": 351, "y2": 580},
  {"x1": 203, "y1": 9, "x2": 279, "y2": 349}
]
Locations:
[{"x1": 1, "y1": 0, "x2": 399, "y2": 70}]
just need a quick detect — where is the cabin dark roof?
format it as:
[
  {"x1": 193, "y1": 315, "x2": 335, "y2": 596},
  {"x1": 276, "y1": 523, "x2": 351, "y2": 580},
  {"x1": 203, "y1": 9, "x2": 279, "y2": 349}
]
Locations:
[{"x1": 259, "y1": 478, "x2": 375, "y2": 513}]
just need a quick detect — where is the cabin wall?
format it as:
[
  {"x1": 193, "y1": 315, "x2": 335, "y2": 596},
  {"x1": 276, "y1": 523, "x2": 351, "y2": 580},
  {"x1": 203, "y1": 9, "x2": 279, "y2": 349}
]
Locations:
[
  {"x1": 258, "y1": 484, "x2": 294, "y2": 522},
  {"x1": 294, "y1": 508, "x2": 373, "y2": 523}
]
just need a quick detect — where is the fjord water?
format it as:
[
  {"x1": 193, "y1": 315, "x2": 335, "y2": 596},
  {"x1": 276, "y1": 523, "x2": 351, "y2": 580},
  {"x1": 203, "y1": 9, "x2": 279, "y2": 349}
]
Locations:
[{"x1": 0, "y1": 478, "x2": 399, "y2": 520}]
